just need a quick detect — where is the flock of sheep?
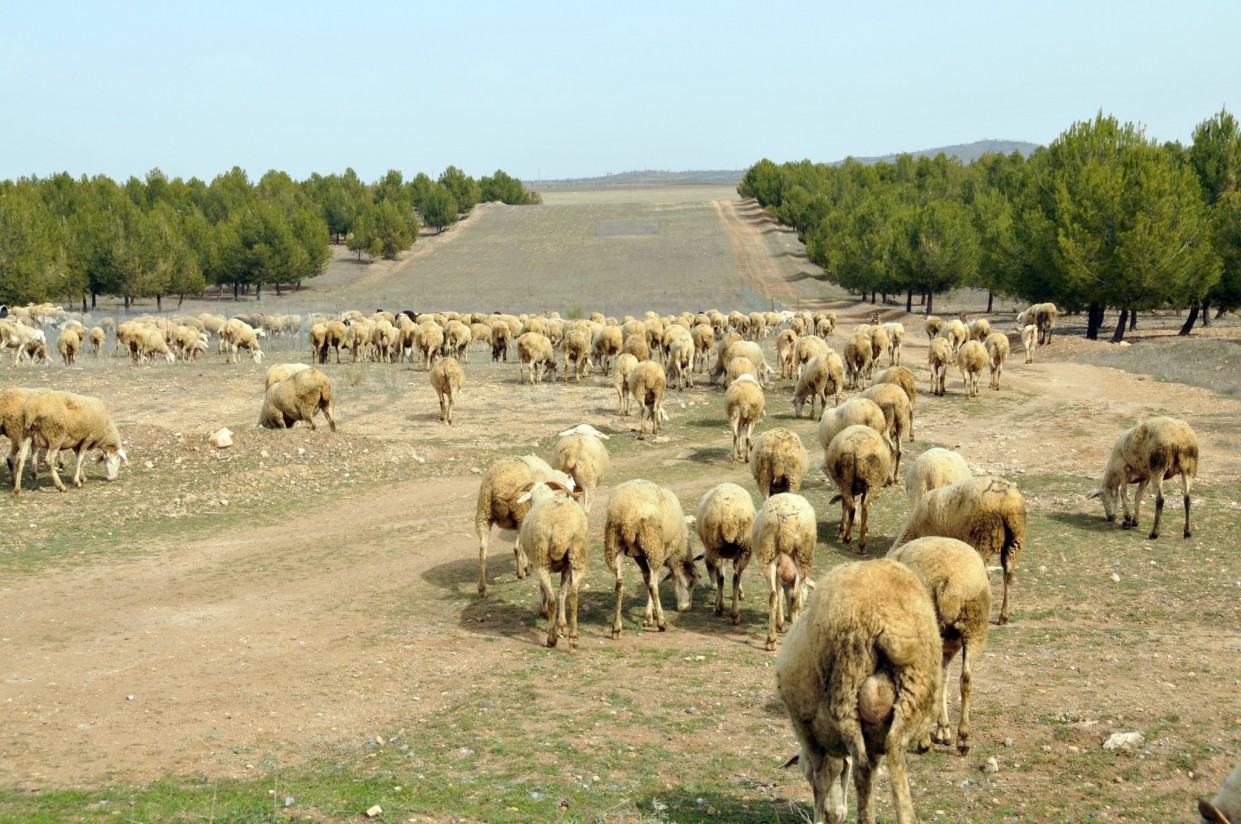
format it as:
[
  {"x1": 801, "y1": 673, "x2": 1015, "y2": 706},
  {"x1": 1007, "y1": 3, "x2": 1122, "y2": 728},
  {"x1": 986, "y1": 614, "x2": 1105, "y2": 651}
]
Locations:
[{"x1": 0, "y1": 299, "x2": 1223, "y2": 822}]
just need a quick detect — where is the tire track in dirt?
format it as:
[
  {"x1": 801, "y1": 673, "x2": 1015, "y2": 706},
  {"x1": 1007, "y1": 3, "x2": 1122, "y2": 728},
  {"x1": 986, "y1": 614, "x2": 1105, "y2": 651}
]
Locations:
[{"x1": 713, "y1": 199, "x2": 800, "y2": 303}]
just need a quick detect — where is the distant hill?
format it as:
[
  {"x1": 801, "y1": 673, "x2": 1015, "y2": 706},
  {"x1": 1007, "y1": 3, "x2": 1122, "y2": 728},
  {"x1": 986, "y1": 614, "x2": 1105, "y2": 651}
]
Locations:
[{"x1": 527, "y1": 140, "x2": 1040, "y2": 188}]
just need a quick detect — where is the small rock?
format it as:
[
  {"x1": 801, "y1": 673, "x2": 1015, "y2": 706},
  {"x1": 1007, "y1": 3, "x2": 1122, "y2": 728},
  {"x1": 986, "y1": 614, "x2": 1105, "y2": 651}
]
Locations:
[
  {"x1": 143, "y1": 461, "x2": 154, "y2": 469},
  {"x1": 652, "y1": 435, "x2": 670, "y2": 443},
  {"x1": 365, "y1": 805, "x2": 382, "y2": 817},
  {"x1": 126, "y1": 695, "x2": 134, "y2": 701},
  {"x1": 1111, "y1": 573, "x2": 1121, "y2": 583},
  {"x1": 283, "y1": 796, "x2": 294, "y2": 807},
  {"x1": 1003, "y1": 738, "x2": 1015, "y2": 747},
  {"x1": 1103, "y1": 731, "x2": 1145, "y2": 751},
  {"x1": 982, "y1": 756, "x2": 999, "y2": 774},
  {"x1": 208, "y1": 428, "x2": 233, "y2": 448}
]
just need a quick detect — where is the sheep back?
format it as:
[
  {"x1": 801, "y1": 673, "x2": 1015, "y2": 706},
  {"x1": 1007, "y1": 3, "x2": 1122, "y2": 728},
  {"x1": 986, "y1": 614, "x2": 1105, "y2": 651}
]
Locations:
[
  {"x1": 750, "y1": 427, "x2": 808, "y2": 498},
  {"x1": 259, "y1": 368, "x2": 336, "y2": 432}
]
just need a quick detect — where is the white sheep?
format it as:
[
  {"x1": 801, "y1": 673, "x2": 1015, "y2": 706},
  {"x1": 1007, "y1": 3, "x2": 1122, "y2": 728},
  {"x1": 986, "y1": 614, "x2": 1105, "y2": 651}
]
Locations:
[
  {"x1": 613, "y1": 352, "x2": 639, "y2": 416},
  {"x1": 957, "y1": 339, "x2": 987, "y2": 398},
  {"x1": 927, "y1": 337, "x2": 951, "y2": 397},
  {"x1": 562, "y1": 329, "x2": 592, "y2": 382},
  {"x1": 517, "y1": 331, "x2": 556, "y2": 384},
  {"x1": 629, "y1": 360, "x2": 668, "y2": 439},
  {"x1": 844, "y1": 330, "x2": 873, "y2": 389},
  {"x1": 549, "y1": 424, "x2": 610, "y2": 514},
  {"x1": 695, "y1": 482, "x2": 756, "y2": 624},
  {"x1": 1087, "y1": 416, "x2": 1199, "y2": 539},
  {"x1": 264, "y1": 362, "x2": 311, "y2": 390},
  {"x1": 983, "y1": 331, "x2": 1010, "y2": 390},
  {"x1": 943, "y1": 318, "x2": 968, "y2": 355},
  {"x1": 258, "y1": 368, "x2": 337, "y2": 431},
  {"x1": 221, "y1": 318, "x2": 264, "y2": 364},
  {"x1": 725, "y1": 374, "x2": 766, "y2": 463},
  {"x1": 475, "y1": 455, "x2": 577, "y2": 596},
  {"x1": 825, "y1": 424, "x2": 892, "y2": 554},
  {"x1": 924, "y1": 315, "x2": 944, "y2": 340},
  {"x1": 1020, "y1": 323, "x2": 1037, "y2": 363},
  {"x1": 591, "y1": 325, "x2": 623, "y2": 375},
  {"x1": 888, "y1": 536, "x2": 991, "y2": 754},
  {"x1": 753, "y1": 492, "x2": 816, "y2": 651},
  {"x1": 859, "y1": 382, "x2": 912, "y2": 483},
  {"x1": 817, "y1": 398, "x2": 890, "y2": 466},
  {"x1": 905, "y1": 447, "x2": 971, "y2": 504},
  {"x1": 430, "y1": 357, "x2": 466, "y2": 425},
  {"x1": 750, "y1": 427, "x2": 808, "y2": 499},
  {"x1": 776, "y1": 558, "x2": 941, "y2": 824},
  {"x1": 13, "y1": 391, "x2": 128, "y2": 494},
  {"x1": 794, "y1": 334, "x2": 830, "y2": 382},
  {"x1": 1200, "y1": 760, "x2": 1241, "y2": 824},
  {"x1": 1017, "y1": 302, "x2": 1058, "y2": 345},
  {"x1": 792, "y1": 352, "x2": 844, "y2": 419},
  {"x1": 883, "y1": 322, "x2": 905, "y2": 365},
  {"x1": 57, "y1": 326, "x2": 83, "y2": 366},
  {"x1": 603, "y1": 479, "x2": 698, "y2": 638},
  {"x1": 892, "y1": 475, "x2": 1028, "y2": 624},
  {"x1": 967, "y1": 317, "x2": 991, "y2": 342},
  {"x1": 665, "y1": 334, "x2": 695, "y2": 390},
  {"x1": 515, "y1": 480, "x2": 589, "y2": 649},
  {"x1": 775, "y1": 328, "x2": 798, "y2": 379}
]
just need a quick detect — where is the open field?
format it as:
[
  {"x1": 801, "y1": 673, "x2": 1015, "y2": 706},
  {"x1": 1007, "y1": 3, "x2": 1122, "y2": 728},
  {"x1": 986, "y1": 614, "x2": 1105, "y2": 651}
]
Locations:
[{"x1": 1, "y1": 186, "x2": 1240, "y2": 822}]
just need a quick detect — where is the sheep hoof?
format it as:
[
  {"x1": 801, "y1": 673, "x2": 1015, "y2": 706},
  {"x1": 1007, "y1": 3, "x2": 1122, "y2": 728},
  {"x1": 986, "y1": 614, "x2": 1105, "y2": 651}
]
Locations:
[
  {"x1": 1184, "y1": 529, "x2": 1192, "y2": 538},
  {"x1": 932, "y1": 725, "x2": 952, "y2": 746},
  {"x1": 1147, "y1": 530, "x2": 1159, "y2": 540},
  {"x1": 957, "y1": 738, "x2": 971, "y2": 756},
  {"x1": 731, "y1": 613, "x2": 741, "y2": 626},
  {"x1": 546, "y1": 636, "x2": 558, "y2": 649},
  {"x1": 765, "y1": 638, "x2": 777, "y2": 652}
]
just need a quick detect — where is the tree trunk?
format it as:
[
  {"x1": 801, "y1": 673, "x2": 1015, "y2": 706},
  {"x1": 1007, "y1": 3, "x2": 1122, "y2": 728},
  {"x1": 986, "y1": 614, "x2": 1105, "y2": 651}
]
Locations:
[
  {"x1": 1128, "y1": 308, "x2": 1136, "y2": 330},
  {"x1": 256, "y1": 281, "x2": 263, "y2": 300},
  {"x1": 123, "y1": 295, "x2": 130, "y2": 310},
  {"x1": 81, "y1": 295, "x2": 88, "y2": 313},
  {"x1": 1205, "y1": 299, "x2": 1214, "y2": 325},
  {"x1": 177, "y1": 293, "x2": 185, "y2": 309},
  {"x1": 233, "y1": 282, "x2": 239, "y2": 301},
  {"x1": 1086, "y1": 303, "x2": 1105, "y2": 340},
  {"x1": 91, "y1": 291, "x2": 97, "y2": 310},
  {"x1": 870, "y1": 292, "x2": 877, "y2": 305},
  {"x1": 906, "y1": 289, "x2": 913, "y2": 313},
  {"x1": 986, "y1": 290, "x2": 994, "y2": 313},
  {"x1": 1178, "y1": 304, "x2": 1200, "y2": 336},
  {"x1": 926, "y1": 291, "x2": 934, "y2": 316},
  {"x1": 275, "y1": 282, "x2": 283, "y2": 296},
  {"x1": 1111, "y1": 309, "x2": 1129, "y2": 343}
]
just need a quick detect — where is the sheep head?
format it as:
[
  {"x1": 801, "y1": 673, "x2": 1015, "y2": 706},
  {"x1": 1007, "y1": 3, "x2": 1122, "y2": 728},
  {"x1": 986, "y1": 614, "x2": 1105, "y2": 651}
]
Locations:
[
  {"x1": 782, "y1": 749, "x2": 851, "y2": 824},
  {"x1": 100, "y1": 446, "x2": 129, "y2": 481}
]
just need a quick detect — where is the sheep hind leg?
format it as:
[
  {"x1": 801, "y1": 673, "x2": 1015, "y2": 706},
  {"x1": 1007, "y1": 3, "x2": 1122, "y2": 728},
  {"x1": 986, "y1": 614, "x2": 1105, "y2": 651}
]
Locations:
[
  {"x1": 1148, "y1": 475, "x2": 1165, "y2": 539},
  {"x1": 536, "y1": 568, "x2": 558, "y2": 647},
  {"x1": 610, "y1": 566, "x2": 625, "y2": 639},
  {"x1": 710, "y1": 560, "x2": 725, "y2": 617},
  {"x1": 957, "y1": 639, "x2": 974, "y2": 754},
  {"x1": 45, "y1": 442, "x2": 69, "y2": 492},
  {"x1": 730, "y1": 562, "x2": 743, "y2": 625},
  {"x1": 70, "y1": 446, "x2": 90, "y2": 487},
  {"x1": 764, "y1": 561, "x2": 779, "y2": 651},
  {"x1": 12, "y1": 437, "x2": 33, "y2": 494},
  {"x1": 322, "y1": 400, "x2": 337, "y2": 432},
  {"x1": 636, "y1": 557, "x2": 665, "y2": 631},
  {"x1": 856, "y1": 493, "x2": 870, "y2": 554},
  {"x1": 565, "y1": 569, "x2": 580, "y2": 650},
  {"x1": 1182, "y1": 471, "x2": 1193, "y2": 538},
  {"x1": 477, "y1": 523, "x2": 491, "y2": 596}
]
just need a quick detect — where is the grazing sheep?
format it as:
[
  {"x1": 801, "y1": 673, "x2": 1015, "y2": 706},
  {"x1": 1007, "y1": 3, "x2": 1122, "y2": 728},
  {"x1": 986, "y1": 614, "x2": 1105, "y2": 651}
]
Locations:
[
  {"x1": 562, "y1": 329, "x2": 592, "y2": 382},
  {"x1": 957, "y1": 339, "x2": 987, "y2": 398},
  {"x1": 475, "y1": 455, "x2": 576, "y2": 595},
  {"x1": 891, "y1": 475, "x2": 1027, "y2": 624},
  {"x1": 776, "y1": 559, "x2": 941, "y2": 824},
  {"x1": 844, "y1": 330, "x2": 873, "y2": 389},
  {"x1": 603, "y1": 479, "x2": 698, "y2": 638},
  {"x1": 726, "y1": 355, "x2": 759, "y2": 385},
  {"x1": 57, "y1": 326, "x2": 82, "y2": 366},
  {"x1": 708, "y1": 331, "x2": 744, "y2": 383},
  {"x1": 723, "y1": 339, "x2": 774, "y2": 386},
  {"x1": 1087, "y1": 417, "x2": 1199, "y2": 539},
  {"x1": 515, "y1": 481, "x2": 589, "y2": 649},
  {"x1": 967, "y1": 318, "x2": 991, "y2": 342},
  {"x1": 1020, "y1": 323, "x2": 1037, "y2": 363},
  {"x1": 690, "y1": 323, "x2": 715, "y2": 373},
  {"x1": 665, "y1": 334, "x2": 695, "y2": 390},
  {"x1": 264, "y1": 362, "x2": 310, "y2": 390},
  {"x1": 695, "y1": 482, "x2": 756, "y2": 625},
  {"x1": 904, "y1": 447, "x2": 971, "y2": 504},
  {"x1": 883, "y1": 322, "x2": 905, "y2": 365},
  {"x1": 258, "y1": 368, "x2": 337, "y2": 432},
  {"x1": 221, "y1": 318, "x2": 264, "y2": 364},
  {"x1": 928, "y1": 337, "x2": 951, "y2": 397},
  {"x1": 490, "y1": 318, "x2": 512, "y2": 362},
  {"x1": 750, "y1": 427, "x2": 809, "y2": 500},
  {"x1": 0, "y1": 387, "x2": 60, "y2": 484},
  {"x1": 613, "y1": 352, "x2": 639, "y2": 416},
  {"x1": 430, "y1": 357, "x2": 466, "y2": 425},
  {"x1": 630, "y1": 360, "x2": 668, "y2": 439},
  {"x1": 14, "y1": 391, "x2": 129, "y2": 494},
  {"x1": 0, "y1": 320, "x2": 47, "y2": 365},
  {"x1": 591, "y1": 325, "x2": 623, "y2": 375},
  {"x1": 776, "y1": 329, "x2": 798, "y2": 379},
  {"x1": 550, "y1": 424, "x2": 610, "y2": 514},
  {"x1": 794, "y1": 334, "x2": 831, "y2": 382},
  {"x1": 825, "y1": 424, "x2": 892, "y2": 554},
  {"x1": 753, "y1": 492, "x2": 816, "y2": 650},
  {"x1": 517, "y1": 331, "x2": 556, "y2": 384},
  {"x1": 859, "y1": 382, "x2": 912, "y2": 482},
  {"x1": 725, "y1": 374, "x2": 766, "y2": 463},
  {"x1": 88, "y1": 326, "x2": 105, "y2": 357},
  {"x1": 792, "y1": 353, "x2": 844, "y2": 419},
  {"x1": 983, "y1": 331, "x2": 1010, "y2": 390},
  {"x1": 1200, "y1": 761, "x2": 1241, "y2": 824},
  {"x1": 924, "y1": 315, "x2": 944, "y2": 340},
  {"x1": 887, "y1": 537, "x2": 991, "y2": 754}
]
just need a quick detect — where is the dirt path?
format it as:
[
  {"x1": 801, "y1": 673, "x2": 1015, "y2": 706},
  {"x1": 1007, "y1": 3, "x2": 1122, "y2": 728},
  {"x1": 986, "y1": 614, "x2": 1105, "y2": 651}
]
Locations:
[{"x1": 713, "y1": 199, "x2": 802, "y2": 302}]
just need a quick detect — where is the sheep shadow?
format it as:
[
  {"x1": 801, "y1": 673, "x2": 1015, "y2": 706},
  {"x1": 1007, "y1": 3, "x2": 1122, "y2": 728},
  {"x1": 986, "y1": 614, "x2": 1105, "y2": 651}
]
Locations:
[
  {"x1": 686, "y1": 446, "x2": 734, "y2": 464},
  {"x1": 1048, "y1": 510, "x2": 1118, "y2": 533},
  {"x1": 635, "y1": 788, "x2": 805, "y2": 823}
]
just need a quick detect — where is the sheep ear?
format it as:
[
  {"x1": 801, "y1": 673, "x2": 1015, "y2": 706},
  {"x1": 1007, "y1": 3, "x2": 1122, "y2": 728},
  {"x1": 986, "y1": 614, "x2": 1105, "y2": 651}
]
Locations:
[
  {"x1": 1085, "y1": 489, "x2": 1103, "y2": 500},
  {"x1": 780, "y1": 751, "x2": 802, "y2": 769},
  {"x1": 1198, "y1": 799, "x2": 1230, "y2": 824},
  {"x1": 693, "y1": 551, "x2": 705, "y2": 562},
  {"x1": 516, "y1": 491, "x2": 533, "y2": 505}
]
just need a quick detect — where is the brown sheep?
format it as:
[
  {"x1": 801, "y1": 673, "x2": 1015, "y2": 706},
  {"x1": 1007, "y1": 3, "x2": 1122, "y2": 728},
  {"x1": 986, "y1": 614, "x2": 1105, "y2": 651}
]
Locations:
[{"x1": 258, "y1": 368, "x2": 336, "y2": 432}]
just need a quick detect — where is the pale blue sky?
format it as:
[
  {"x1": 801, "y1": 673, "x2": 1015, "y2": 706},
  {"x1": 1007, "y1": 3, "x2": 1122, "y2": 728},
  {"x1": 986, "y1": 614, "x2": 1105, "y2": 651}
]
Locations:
[{"x1": 1, "y1": 1, "x2": 1236, "y2": 183}]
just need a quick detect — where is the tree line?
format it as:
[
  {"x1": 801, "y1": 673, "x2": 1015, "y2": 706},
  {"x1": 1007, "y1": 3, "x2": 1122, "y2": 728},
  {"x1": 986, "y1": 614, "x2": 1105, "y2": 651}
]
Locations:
[
  {"x1": 740, "y1": 110, "x2": 1241, "y2": 341},
  {"x1": 0, "y1": 165, "x2": 541, "y2": 309}
]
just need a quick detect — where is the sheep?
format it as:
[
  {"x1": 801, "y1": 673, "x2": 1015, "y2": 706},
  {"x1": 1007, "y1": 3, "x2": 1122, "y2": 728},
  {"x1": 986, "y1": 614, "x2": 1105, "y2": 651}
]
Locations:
[
  {"x1": 264, "y1": 362, "x2": 311, "y2": 390},
  {"x1": 622, "y1": 333, "x2": 651, "y2": 363},
  {"x1": 475, "y1": 456, "x2": 577, "y2": 596},
  {"x1": 750, "y1": 427, "x2": 809, "y2": 500},
  {"x1": 983, "y1": 331, "x2": 1010, "y2": 390},
  {"x1": 825, "y1": 424, "x2": 892, "y2": 554},
  {"x1": 1, "y1": 321, "x2": 47, "y2": 366},
  {"x1": 924, "y1": 315, "x2": 944, "y2": 340},
  {"x1": 1200, "y1": 760, "x2": 1241, "y2": 824},
  {"x1": 561, "y1": 329, "x2": 592, "y2": 382},
  {"x1": 419, "y1": 321, "x2": 445, "y2": 370},
  {"x1": 883, "y1": 322, "x2": 905, "y2": 366},
  {"x1": 957, "y1": 339, "x2": 987, "y2": 398},
  {"x1": 221, "y1": 318, "x2": 264, "y2": 364},
  {"x1": 1017, "y1": 302, "x2": 1058, "y2": 345},
  {"x1": 794, "y1": 334, "x2": 831, "y2": 381},
  {"x1": 753, "y1": 492, "x2": 816, "y2": 650},
  {"x1": 514, "y1": 481, "x2": 589, "y2": 649},
  {"x1": 430, "y1": 357, "x2": 466, "y2": 425},
  {"x1": 792, "y1": 353, "x2": 844, "y2": 419},
  {"x1": 1020, "y1": 323, "x2": 1037, "y2": 363},
  {"x1": 0, "y1": 387, "x2": 59, "y2": 484},
  {"x1": 629, "y1": 360, "x2": 668, "y2": 439},
  {"x1": 13, "y1": 391, "x2": 129, "y2": 494},
  {"x1": 776, "y1": 558, "x2": 941, "y2": 824},
  {"x1": 549, "y1": 424, "x2": 610, "y2": 514},
  {"x1": 871, "y1": 366, "x2": 917, "y2": 439},
  {"x1": 818, "y1": 398, "x2": 890, "y2": 468},
  {"x1": 725, "y1": 374, "x2": 766, "y2": 463},
  {"x1": 57, "y1": 326, "x2": 82, "y2": 366},
  {"x1": 859, "y1": 382, "x2": 912, "y2": 482},
  {"x1": 891, "y1": 475, "x2": 1027, "y2": 624},
  {"x1": 258, "y1": 367, "x2": 337, "y2": 432},
  {"x1": 967, "y1": 318, "x2": 991, "y2": 342},
  {"x1": 131, "y1": 325, "x2": 176, "y2": 364},
  {"x1": 725, "y1": 355, "x2": 759, "y2": 385},
  {"x1": 844, "y1": 330, "x2": 873, "y2": 389},
  {"x1": 776, "y1": 329, "x2": 798, "y2": 379},
  {"x1": 591, "y1": 325, "x2": 623, "y2": 375},
  {"x1": 172, "y1": 325, "x2": 209, "y2": 361},
  {"x1": 490, "y1": 318, "x2": 512, "y2": 362},
  {"x1": 708, "y1": 331, "x2": 744, "y2": 383},
  {"x1": 887, "y1": 536, "x2": 991, "y2": 754},
  {"x1": 442, "y1": 319, "x2": 471, "y2": 361},
  {"x1": 723, "y1": 339, "x2": 774, "y2": 386},
  {"x1": 665, "y1": 334, "x2": 695, "y2": 390},
  {"x1": 613, "y1": 352, "x2": 639, "y2": 416},
  {"x1": 928, "y1": 337, "x2": 951, "y2": 397},
  {"x1": 695, "y1": 482, "x2": 756, "y2": 625},
  {"x1": 517, "y1": 331, "x2": 556, "y2": 384},
  {"x1": 1087, "y1": 416, "x2": 1199, "y2": 539},
  {"x1": 603, "y1": 479, "x2": 698, "y2": 637},
  {"x1": 904, "y1": 447, "x2": 971, "y2": 504},
  {"x1": 869, "y1": 324, "x2": 891, "y2": 368},
  {"x1": 88, "y1": 326, "x2": 105, "y2": 357},
  {"x1": 815, "y1": 314, "x2": 835, "y2": 338},
  {"x1": 691, "y1": 323, "x2": 715, "y2": 373}
]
